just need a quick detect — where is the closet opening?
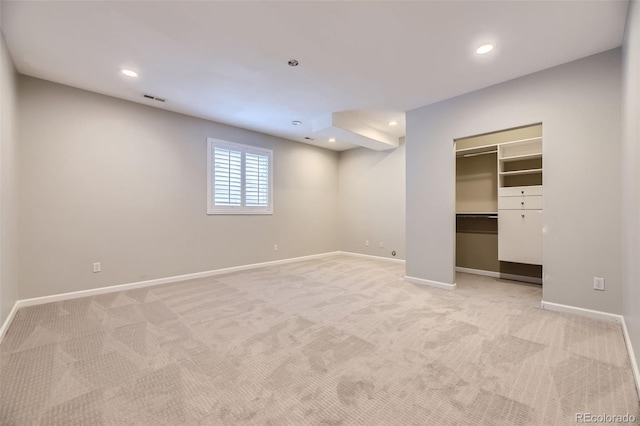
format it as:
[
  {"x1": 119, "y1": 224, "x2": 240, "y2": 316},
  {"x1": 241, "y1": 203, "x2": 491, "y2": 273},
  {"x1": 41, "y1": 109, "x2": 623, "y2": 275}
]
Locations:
[{"x1": 454, "y1": 123, "x2": 543, "y2": 285}]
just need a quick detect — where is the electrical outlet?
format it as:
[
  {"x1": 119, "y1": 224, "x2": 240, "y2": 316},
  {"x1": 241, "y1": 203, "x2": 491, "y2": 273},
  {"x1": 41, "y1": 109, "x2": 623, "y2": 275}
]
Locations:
[
  {"x1": 93, "y1": 262, "x2": 101, "y2": 273},
  {"x1": 365, "y1": 240, "x2": 369, "y2": 247},
  {"x1": 593, "y1": 277, "x2": 605, "y2": 291},
  {"x1": 379, "y1": 241, "x2": 384, "y2": 248},
  {"x1": 273, "y1": 244, "x2": 278, "y2": 252}
]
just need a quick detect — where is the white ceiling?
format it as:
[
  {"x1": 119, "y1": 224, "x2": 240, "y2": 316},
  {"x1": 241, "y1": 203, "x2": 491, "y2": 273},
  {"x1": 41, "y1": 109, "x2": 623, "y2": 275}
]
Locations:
[{"x1": 0, "y1": 0, "x2": 630, "y2": 151}]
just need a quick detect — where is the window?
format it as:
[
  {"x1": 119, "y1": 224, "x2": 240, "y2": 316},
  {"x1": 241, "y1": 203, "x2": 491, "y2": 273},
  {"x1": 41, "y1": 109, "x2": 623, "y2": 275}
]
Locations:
[{"x1": 207, "y1": 138, "x2": 273, "y2": 214}]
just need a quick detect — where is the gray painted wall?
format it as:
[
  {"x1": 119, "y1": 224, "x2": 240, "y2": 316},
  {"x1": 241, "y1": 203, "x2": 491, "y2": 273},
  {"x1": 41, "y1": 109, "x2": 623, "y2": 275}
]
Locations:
[
  {"x1": 406, "y1": 49, "x2": 623, "y2": 314},
  {"x1": 338, "y1": 139, "x2": 405, "y2": 259},
  {"x1": 18, "y1": 76, "x2": 339, "y2": 299},
  {"x1": 0, "y1": 30, "x2": 19, "y2": 325},
  {"x1": 622, "y1": 0, "x2": 640, "y2": 379}
]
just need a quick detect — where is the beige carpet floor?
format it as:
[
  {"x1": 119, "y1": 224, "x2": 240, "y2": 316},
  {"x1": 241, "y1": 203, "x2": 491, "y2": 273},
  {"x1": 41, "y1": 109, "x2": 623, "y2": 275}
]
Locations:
[{"x1": 1, "y1": 255, "x2": 639, "y2": 425}]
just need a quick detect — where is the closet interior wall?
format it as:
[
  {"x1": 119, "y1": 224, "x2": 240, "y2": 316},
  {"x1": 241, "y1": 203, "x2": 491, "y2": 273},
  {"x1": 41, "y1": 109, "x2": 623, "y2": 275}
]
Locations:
[{"x1": 456, "y1": 153, "x2": 498, "y2": 272}]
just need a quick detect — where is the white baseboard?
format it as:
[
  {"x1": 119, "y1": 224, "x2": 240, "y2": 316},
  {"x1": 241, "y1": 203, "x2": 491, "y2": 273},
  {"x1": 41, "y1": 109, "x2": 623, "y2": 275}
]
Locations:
[
  {"x1": 337, "y1": 251, "x2": 406, "y2": 265},
  {"x1": 540, "y1": 300, "x2": 622, "y2": 323},
  {"x1": 405, "y1": 275, "x2": 456, "y2": 291},
  {"x1": 455, "y1": 267, "x2": 500, "y2": 278},
  {"x1": 0, "y1": 301, "x2": 20, "y2": 343},
  {"x1": 621, "y1": 317, "x2": 640, "y2": 401},
  {"x1": 0, "y1": 251, "x2": 341, "y2": 344}
]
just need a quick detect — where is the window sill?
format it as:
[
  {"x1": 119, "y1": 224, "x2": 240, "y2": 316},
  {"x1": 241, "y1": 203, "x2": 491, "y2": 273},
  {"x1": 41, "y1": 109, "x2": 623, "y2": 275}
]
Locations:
[{"x1": 207, "y1": 210, "x2": 273, "y2": 215}]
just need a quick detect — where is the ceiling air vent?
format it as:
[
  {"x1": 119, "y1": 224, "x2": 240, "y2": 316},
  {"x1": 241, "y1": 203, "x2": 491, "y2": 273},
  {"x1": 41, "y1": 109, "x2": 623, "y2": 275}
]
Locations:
[{"x1": 143, "y1": 94, "x2": 166, "y2": 103}]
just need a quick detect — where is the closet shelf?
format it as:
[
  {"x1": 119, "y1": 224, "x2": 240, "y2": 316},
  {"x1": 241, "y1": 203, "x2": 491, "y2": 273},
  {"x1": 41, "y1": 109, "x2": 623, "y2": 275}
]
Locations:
[
  {"x1": 500, "y1": 153, "x2": 542, "y2": 162},
  {"x1": 499, "y1": 168, "x2": 542, "y2": 176},
  {"x1": 499, "y1": 136, "x2": 542, "y2": 146},
  {"x1": 456, "y1": 212, "x2": 497, "y2": 215}
]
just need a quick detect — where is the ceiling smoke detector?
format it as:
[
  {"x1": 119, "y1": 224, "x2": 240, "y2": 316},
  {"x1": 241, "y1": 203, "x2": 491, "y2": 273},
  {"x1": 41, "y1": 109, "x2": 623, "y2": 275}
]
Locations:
[
  {"x1": 288, "y1": 59, "x2": 299, "y2": 67},
  {"x1": 291, "y1": 120, "x2": 302, "y2": 125},
  {"x1": 304, "y1": 137, "x2": 314, "y2": 141}
]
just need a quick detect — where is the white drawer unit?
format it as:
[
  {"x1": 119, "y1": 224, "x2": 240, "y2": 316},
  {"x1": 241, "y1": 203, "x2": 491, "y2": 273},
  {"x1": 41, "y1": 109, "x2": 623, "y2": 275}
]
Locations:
[
  {"x1": 498, "y1": 195, "x2": 543, "y2": 210},
  {"x1": 498, "y1": 181, "x2": 543, "y2": 265},
  {"x1": 498, "y1": 185, "x2": 543, "y2": 197},
  {"x1": 498, "y1": 209, "x2": 542, "y2": 265}
]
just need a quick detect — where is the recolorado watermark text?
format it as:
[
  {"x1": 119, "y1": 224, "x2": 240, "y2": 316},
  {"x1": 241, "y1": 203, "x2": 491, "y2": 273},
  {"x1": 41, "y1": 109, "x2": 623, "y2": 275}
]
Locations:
[{"x1": 575, "y1": 413, "x2": 637, "y2": 423}]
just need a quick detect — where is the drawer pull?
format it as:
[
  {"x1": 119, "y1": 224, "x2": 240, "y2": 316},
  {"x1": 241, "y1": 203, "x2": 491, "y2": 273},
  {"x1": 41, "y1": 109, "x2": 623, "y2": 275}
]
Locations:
[
  {"x1": 521, "y1": 190, "x2": 524, "y2": 194},
  {"x1": 521, "y1": 201, "x2": 524, "y2": 205},
  {"x1": 521, "y1": 214, "x2": 525, "y2": 218}
]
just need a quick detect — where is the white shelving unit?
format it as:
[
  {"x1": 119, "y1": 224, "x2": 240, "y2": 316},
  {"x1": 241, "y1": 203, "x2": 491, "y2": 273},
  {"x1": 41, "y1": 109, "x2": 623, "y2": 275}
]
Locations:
[
  {"x1": 497, "y1": 136, "x2": 543, "y2": 265},
  {"x1": 498, "y1": 137, "x2": 543, "y2": 188}
]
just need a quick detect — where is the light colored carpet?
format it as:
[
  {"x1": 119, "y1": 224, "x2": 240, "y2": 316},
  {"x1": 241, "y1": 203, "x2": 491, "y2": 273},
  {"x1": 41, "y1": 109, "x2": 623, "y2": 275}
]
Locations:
[{"x1": 1, "y1": 255, "x2": 638, "y2": 425}]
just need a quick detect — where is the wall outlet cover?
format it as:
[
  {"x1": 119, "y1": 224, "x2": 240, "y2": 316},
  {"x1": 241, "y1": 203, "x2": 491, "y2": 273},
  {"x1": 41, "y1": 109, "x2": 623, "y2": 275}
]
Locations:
[{"x1": 593, "y1": 277, "x2": 605, "y2": 291}]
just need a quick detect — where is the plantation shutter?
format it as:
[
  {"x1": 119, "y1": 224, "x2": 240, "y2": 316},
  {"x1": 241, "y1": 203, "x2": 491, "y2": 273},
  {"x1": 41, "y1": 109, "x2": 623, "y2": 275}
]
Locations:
[
  {"x1": 245, "y1": 151, "x2": 270, "y2": 207},
  {"x1": 207, "y1": 138, "x2": 272, "y2": 214},
  {"x1": 213, "y1": 147, "x2": 242, "y2": 207}
]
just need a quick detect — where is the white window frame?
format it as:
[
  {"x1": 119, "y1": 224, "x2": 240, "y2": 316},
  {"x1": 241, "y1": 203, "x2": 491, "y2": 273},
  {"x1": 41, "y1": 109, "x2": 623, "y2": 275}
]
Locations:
[{"x1": 207, "y1": 138, "x2": 273, "y2": 215}]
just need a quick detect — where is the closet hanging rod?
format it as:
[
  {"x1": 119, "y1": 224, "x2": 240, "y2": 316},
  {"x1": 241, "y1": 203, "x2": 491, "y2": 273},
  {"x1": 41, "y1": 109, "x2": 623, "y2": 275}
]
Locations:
[
  {"x1": 456, "y1": 214, "x2": 498, "y2": 219},
  {"x1": 462, "y1": 150, "x2": 497, "y2": 158}
]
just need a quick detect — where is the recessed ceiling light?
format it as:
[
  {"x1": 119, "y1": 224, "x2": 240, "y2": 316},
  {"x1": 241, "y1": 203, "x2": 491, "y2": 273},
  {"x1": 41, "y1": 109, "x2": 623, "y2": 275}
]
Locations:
[
  {"x1": 288, "y1": 59, "x2": 299, "y2": 67},
  {"x1": 121, "y1": 69, "x2": 138, "y2": 77},
  {"x1": 291, "y1": 120, "x2": 302, "y2": 125},
  {"x1": 328, "y1": 138, "x2": 336, "y2": 143},
  {"x1": 476, "y1": 44, "x2": 494, "y2": 55},
  {"x1": 388, "y1": 121, "x2": 398, "y2": 126}
]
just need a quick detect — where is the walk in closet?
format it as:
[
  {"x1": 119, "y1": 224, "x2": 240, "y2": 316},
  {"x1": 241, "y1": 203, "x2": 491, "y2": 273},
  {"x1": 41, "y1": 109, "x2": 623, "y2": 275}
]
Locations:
[{"x1": 455, "y1": 124, "x2": 543, "y2": 284}]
